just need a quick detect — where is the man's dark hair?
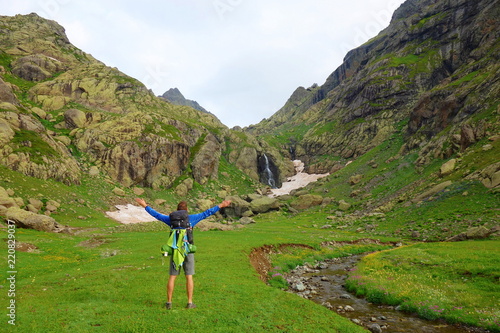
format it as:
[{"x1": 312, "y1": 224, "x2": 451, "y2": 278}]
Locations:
[{"x1": 177, "y1": 201, "x2": 188, "y2": 211}]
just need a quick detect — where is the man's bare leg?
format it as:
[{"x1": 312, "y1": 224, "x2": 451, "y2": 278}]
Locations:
[
  {"x1": 186, "y1": 275, "x2": 194, "y2": 304},
  {"x1": 167, "y1": 275, "x2": 177, "y2": 303}
]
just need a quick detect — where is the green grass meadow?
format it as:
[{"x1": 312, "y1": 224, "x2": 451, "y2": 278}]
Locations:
[
  {"x1": 3, "y1": 214, "x2": 370, "y2": 333},
  {"x1": 346, "y1": 241, "x2": 500, "y2": 332},
  {"x1": 0, "y1": 143, "x2": 498, "y2": 332},
  {"x1": 3, "y1": 209, "x2": 499, "y2": 332}
]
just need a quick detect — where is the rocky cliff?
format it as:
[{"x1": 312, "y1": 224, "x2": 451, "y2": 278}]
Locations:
[
  {"x1": 1, "y1": 0, "x2": 498, "y2": 207},
  {"x1": 0, "y1": 13, "x2": 284, "y2": 190},
  {"x1": 246, "y1": 0, "x2": 499, "y2": 174}
]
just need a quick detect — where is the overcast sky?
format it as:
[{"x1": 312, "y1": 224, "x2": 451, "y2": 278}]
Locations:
[{"x1": 2, "y1": 0, "x2": 405, "y2": 128}]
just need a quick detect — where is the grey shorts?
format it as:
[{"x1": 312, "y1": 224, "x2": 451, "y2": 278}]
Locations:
[{"x1": 169, "y1": 253, "x2": 195, "y2": 276}]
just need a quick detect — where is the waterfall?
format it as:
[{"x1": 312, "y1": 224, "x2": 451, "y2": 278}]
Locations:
[
  {"x1": 289, "y1": 146, "x2": 296, "y2": 160},
  {"x1": 258, "y1": 153, "x2": 280, "y2": 188},
  {"x1": 263, "y1": 154, "x2": 276, "y2": 188}
]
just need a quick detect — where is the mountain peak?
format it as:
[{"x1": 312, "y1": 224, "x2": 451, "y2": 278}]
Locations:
[{"x1": 160, "y1": 88, "x2": 209, "y2": 114}]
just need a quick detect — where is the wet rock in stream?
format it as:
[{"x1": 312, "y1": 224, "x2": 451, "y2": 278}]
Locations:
[{"x1": 284, "y1": 255, "x2": 489, "y2": 333}]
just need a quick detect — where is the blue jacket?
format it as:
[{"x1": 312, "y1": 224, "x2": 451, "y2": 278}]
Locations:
[{"x1": 145, "y1": 205, "x2": 220, "y2": 228}]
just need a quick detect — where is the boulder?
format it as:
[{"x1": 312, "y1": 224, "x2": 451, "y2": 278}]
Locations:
[
  {"x1": 47, "y1": 200, "x2": 60, "y2": 209},
  {"x1": 31, "y1": 107, "x2": 47, "y2": 119},
  {"x1": 447, "y1": 226, "x2": 498, "y2": 242},
  {"x1": 28, "y1": 198, "x2": 43, "y2": 210},
  {"x1": 0, "y1": 118, "x2": 15, "y2": 145},
  {"x1": 19, "y1": 113, "x2": 45, "y2": 132},
  {"x1": 55, "y1": 135, "x2": 71, "y2": 146},
  {"x1": 133, "y1": 187, "x2": 145, "y2": 196},
  {"x1": 0, "y1": 78, "x2": 18, "y2": 104},
  {"x1": 217, "y1": 190, "x2": 228, "y2": 199},
  {"x1": 250, "y1": 197, "x2": 280, "y2": 214},
  {"x1": 89, "y1": 166, "x2": 100, "y2": 177},
  {"x1": 175, "y1": 183, "x2": 188, "y2": 197},
  {"x1": 154, "y1": 199, "x2": 167, "y2": 206},
  {"x1": 6, "y1": 207, "x2": 62, "y2": 232},
  {"x1": 368, "y1": 324, "x2": 383, "y2": 333},
  {"x1": 197, "y1": 199, "x2": 214, "y2": 212},
  {"x1": 239, "y1": 216, "x2": 256, "y2": 225},
  {"x1": 196, "y1": 220, "x2": 234, "y2": 231},
  {"x1": 291, "y1": 194, "x2": 323, "y2": 210},
  {"x1": 482, "y1": 144, "x2": 493, "y2": 151},
  {"x1": 45, "y1": 204, "x2": 58, "y2": 212},
  {"x1": 224, "y1": 195, "x2": 251, "y2": 218},
  {"x1": 247, "y1": 193, "x2": 263, "y2": 201},
  {"x1": 480, "y1": 163, "x2": 500, "y2": 188},
  {"x1": 0, "y1": 186, "x2": 16, "y2": 208},
  {"x1": 241, "y1": 210, "x2": 254, "y2": 217},
  {"x1": 349, "y1": 174, "x2": 363, "y2": 185},
  {"x1": 460, "y1": 123, "x2": 484, "y2": 150},
  {"x1": 182, "y1": 178, "x2": 194, "y2": 191},
  {"x1": 64, "y1": 109, "x2": 87, "y2": 129},
  {"x1": 440, "y1": 159, "x2": 456, "y2": 176},
  {"x1": 465, "y1": 162, "x2": 500, "y2": 188},
  {"x1": 338, "y1": 200, "x2": 352, "y2": 211},
  {"x1": 466, "y1": 226, "x2": 491, "y2": 239},
  {"x1": 26, "y1": 204, "x2": 39, "y2": 213},
  {"x1": 113, "y1": 187, "x2": 126, "y2": 196},
  {"x1": 412, "y1": 181, "x2": 452, "y2": 203}
]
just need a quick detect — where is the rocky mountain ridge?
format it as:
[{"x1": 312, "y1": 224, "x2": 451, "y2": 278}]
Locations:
[
  {"x1": 0, "y1": 1, "x2": 498, "y2": 238},
  {"x1": 246, "y1": 0, "x2": 499, "y2": 175},
  {"x1": 0, "y1": 13, "x2": 285, "y2": 192}
]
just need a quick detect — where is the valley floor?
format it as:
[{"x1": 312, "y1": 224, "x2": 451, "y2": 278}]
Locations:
[{"x1": 3, "y1": 211, "x2": 498, "y2": 332}]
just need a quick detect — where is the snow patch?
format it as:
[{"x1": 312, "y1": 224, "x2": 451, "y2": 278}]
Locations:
[
  {"x1": 268, "y1": 160, "x2": 329, "y2": 197},
  {"x1": 106, "y1": 204, "x2": 157, "y2": 224}
]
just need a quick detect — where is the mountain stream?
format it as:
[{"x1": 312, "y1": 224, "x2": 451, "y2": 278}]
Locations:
[{"x1": 286, "y1": 254, "x2": 488, "y2": 333}]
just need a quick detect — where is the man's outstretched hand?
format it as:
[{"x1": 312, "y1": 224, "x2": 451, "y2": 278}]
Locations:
[
  {"x1": 218, "y1": 200, "x2": 231, "y2": 208},
  {"x1": 135, "y1": 198, "x2": 148, "y2": 208}
]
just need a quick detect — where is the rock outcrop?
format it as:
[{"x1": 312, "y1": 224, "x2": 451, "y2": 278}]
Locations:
[
  {"x1": 6, "y1": 207, "x2": 64, "y2": 232},
  {"x1": 160, "y1": 88, "x2": 210, "y2": 114},
  {"x1": 245, "y1": 0, "x2": 499, "y2": 173},
  {"x1": 0, "y1": 13, "x2": 273, "y2": 189}
]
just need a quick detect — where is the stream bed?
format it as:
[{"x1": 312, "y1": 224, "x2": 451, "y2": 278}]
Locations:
[{"x1": 286, "y1": 254, "x2": 488, "y2": 333}]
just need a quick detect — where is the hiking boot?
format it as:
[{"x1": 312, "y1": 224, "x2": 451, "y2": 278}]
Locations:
[
  {"x1": 165, "y1": 302, "x2": 172, "y2": 310},
  {"x1": 186, "y1": 303, "x2": 197, "y2": 309}
]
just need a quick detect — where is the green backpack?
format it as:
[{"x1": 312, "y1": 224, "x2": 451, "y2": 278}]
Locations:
[
  {"x1": 161, "y1": 244, "x2": 173, "y2": 256},
  {"x1": 160, "y1": 243, "x2": 196, "y2": 256}
]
